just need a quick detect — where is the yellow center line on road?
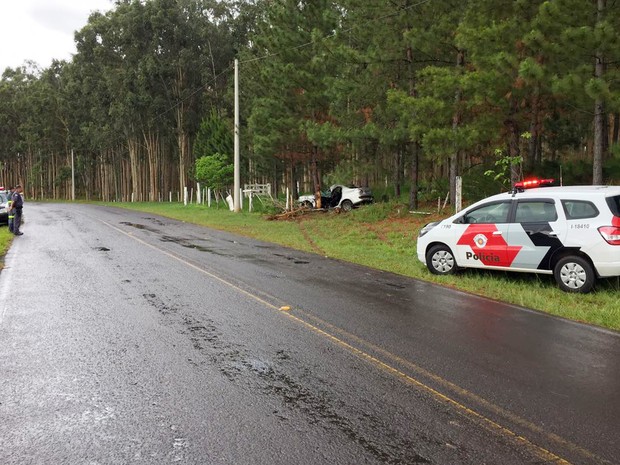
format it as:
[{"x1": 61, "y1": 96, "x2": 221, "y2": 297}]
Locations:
[
  {"x1": 101, "y1": 219, "x2": 605, "y2": 465},
  {"x1": 296, "y1": 310, "x2": 609, "y2": 465}
]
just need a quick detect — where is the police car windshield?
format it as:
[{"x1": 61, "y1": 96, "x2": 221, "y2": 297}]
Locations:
[{"x1": 461, "y1": 201, "x2": 511, "y2": 224}]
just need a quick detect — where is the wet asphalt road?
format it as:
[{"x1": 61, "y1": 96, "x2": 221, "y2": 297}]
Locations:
[{"x1": 0, "y1": 203, "x2": 618, "y2": 465}]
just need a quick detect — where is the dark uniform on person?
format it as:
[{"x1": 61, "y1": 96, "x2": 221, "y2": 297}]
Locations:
[
  {"x1": 11, "y1": 185, "x2": 24, "y2": 236},
  {"x1": 7, "y1": 187, "x2": 14, "y2": 233}
]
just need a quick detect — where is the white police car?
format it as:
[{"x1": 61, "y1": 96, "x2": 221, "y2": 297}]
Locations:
[{"x1": 417, "y1": 180, "x2": 620, "y2": 293}]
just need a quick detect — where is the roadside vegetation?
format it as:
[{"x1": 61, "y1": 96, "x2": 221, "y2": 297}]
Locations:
[
  {"x1": 1, "y1": 1, "x2": 619, "y2": 211},
  {"x1": 107, "y1": 201, "x2": 620, "y2": 332},
  {"x1": 0, "y1": 227, "x2": 12, "y2": 267}
]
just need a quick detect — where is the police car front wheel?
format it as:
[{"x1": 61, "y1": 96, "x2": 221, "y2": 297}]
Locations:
[
  {"x1": 426, "y1": 245, "x2": 457, "y2": 275},
  {"x1": 553, "y1": 256, "x2": 595, "y2": 293}
]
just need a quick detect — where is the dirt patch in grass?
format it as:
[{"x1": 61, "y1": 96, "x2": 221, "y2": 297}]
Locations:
[{"x1": 296, "y1": 218, "x2": 326, "y2": 256}]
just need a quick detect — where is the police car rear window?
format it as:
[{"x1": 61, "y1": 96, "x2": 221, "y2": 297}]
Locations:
[
  {"x1": 606, "y1": 196, "x2": 620, "y2": 217},
  {"x1": 562, "y1": 200, "x2": 599, "y2": 219}
]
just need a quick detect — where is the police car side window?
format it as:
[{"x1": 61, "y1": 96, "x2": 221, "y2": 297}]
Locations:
[
  {"x1": 515, "y1": 201, "x2": 557, "y2": 223},
  {"x1": 562, "y1": 200, "x2": 599, "y2": 219},
  {"x1": 462, "y1": 201, "x2": 511, "y2": 224}
]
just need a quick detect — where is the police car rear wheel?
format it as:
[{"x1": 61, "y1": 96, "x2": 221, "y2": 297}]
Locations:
[
  {"x1": 427, "y1": 245, "x2": 457, "y2": 275},
  {"x1": 553, "y1": 256, "x2": 595, "y2": 293}
]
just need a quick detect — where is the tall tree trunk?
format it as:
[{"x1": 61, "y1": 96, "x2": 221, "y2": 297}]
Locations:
[
  {"x1": 528, "y1": 86, "x2": 541, "y2": 173},
  {"x1": 394, "y1": 148, "x2": 402, "y2": 198},
  {"x1": 593, "y1": 0, "x2": 606, "y2": 185},
  {"x1": 506, "y1": 99, "x2": 521, "y2": 187},
  {"x1": 144, "y1": 130, "x2": 160, "y2": 202},
  {"x1": 612, "y1": 112, "x2": 619, "y2": 145},
  {"x1": 406, "y1": 35, "x2": 421, "y2": 210},
  {"x1": 408, "y1": 142, "x2": 420, "y2": 210},
  {"x1": 128, "y1": 136, "x2": 140, "y2": 202},
  {"x1": 450, "y1": 49, "x2": 465, "y2": 206},
  {"x1": 311, "y1": 145, "x2": 322, "y2": 208}
]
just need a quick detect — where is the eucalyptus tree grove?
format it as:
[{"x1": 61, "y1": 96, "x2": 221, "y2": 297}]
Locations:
[{"x1": 1, "y1": 0, "x2": 618, "y2": 205}]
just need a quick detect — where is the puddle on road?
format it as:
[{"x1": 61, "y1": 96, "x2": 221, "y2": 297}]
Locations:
[
  {"x1": 384, "y1": 282, "x2": 406, "y2": 290},
  {"x1": 273, "y1": 253, "x2": 310, "y2": 265},
  {"x1": 119, "y1": 222, "x2": 159, "y2": 233},
  {"x1": 159, "y1": 235, "x2": 231, "y2": 257},
  {"x1": 142, "y1": 217, "x2": 166, "y2": 226}
]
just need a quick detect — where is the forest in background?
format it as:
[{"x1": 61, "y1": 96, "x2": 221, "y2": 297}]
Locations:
[{"x1": 1, "y1": 0, "x2": 619, "y2": 208}]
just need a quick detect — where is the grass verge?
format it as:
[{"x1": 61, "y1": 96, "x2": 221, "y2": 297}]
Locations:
[
  {"x1": 0, "y1": 226, "x2": 13, "y2": 268},
  {"x1": 103, "y1": 201, "x2": 620, "y2": 331}
]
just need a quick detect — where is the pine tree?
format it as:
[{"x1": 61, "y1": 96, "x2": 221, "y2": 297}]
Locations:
[{"x1": 534, "y1": 0, "x2": 620, "y2": 184}]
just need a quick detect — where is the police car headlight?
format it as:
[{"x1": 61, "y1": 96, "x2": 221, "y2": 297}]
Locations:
[{"x1": 419, "y1": 221, "x2": 440, "y2": 238}]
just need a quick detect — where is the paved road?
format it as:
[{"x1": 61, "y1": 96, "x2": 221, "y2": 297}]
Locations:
[{"x1": 1, "y1": 203, "x2": 618, "y2": 465}]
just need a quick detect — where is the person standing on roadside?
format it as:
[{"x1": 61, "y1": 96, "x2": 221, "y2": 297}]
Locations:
[
  {"x1": 7, "y1": 186, "x2": 15, "y2": 233},
  {"x1": 11, "y1": 185, "x2": 24, "y2": 236}
]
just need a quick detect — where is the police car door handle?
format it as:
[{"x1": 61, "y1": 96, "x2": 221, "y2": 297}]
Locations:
[
  {"x1": 543, "y1": 231, "x2": 558, "y2": 237},
  {"x1": 492, "y1": 231, "x2": 503, "y2": 236}
]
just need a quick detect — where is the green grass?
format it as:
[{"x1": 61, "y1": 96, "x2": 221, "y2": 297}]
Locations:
[
  {"x1": 0, "y1": 227, "x2": 13, "y2": 267},
  {"x1": 99, "y1": 201, "x2": 619, "y2": 331}
]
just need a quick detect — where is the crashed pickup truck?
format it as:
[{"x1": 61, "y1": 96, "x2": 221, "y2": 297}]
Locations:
[{"x1": 298, "y1": 184, "x2": 373, "y2": 212}]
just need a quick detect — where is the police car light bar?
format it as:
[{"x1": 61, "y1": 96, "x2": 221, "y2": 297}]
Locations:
[{"x1": 513, "y1": 178, "x2": 555, "y2": 192}]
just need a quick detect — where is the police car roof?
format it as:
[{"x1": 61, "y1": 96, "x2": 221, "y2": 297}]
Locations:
[
  {"x1": 463, "y1": 185, "x2": 620, "y2": 209},
  {"x1": 513, "y1": 185, "x2": 620, "y2": 196}
]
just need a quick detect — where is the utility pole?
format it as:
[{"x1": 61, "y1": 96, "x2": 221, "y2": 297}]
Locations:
[
  {"x1": 71, "y1": 149, "x2": 75, "y2": 201},
  {"x1": 233, "y1": 59, "x2": 241, "y2": 212}
]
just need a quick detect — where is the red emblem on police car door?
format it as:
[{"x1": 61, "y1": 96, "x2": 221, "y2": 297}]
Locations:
[{"x1": 457, "y1": 224, "x2": 521, "y2": 267}]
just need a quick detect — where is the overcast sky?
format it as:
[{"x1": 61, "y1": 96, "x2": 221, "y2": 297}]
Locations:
[{"x1": 0, "y1": 0, "x2": 114, "y2": 72}]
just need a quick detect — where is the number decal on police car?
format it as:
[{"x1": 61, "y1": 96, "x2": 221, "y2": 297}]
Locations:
[{"x1": 570, "y1": 224, "x2": 590, "y2": 229}]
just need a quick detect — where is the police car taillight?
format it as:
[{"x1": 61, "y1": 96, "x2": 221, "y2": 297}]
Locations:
[
  {"x1": 598, "y1": 226, "x2": 620, "y2": 245},
  {"x1": 514, "y1": 178, "x2": 555, "y2": 190}
]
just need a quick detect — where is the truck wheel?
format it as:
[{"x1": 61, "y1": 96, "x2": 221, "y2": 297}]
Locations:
[
  {"x1": 553, "y1": 256, "x2": 595, "y2": 293},
  {"x1": 426, "y1": 244, "x2": 457, "y2": 275}
]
